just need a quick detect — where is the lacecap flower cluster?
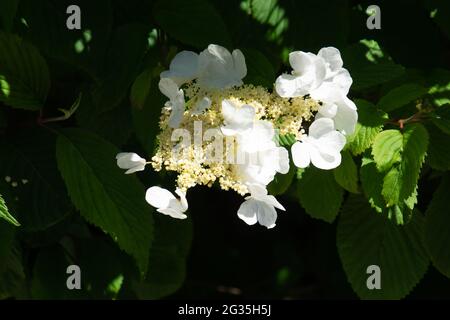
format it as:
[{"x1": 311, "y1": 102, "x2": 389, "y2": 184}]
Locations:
[{"x1": 116, "y1": 44, "x2": 358, "y2": 228}]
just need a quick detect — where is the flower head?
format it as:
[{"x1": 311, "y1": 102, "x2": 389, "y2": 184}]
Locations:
[{"x1": 121, "y1": 44, "x2": 358, "y2": 229}]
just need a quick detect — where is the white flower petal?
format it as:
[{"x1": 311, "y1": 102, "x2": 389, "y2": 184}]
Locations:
[
  {"x1": 331, "y1": 68, "x2": 352, "y2": 96},
  {"x1": 276, "y1": 147, "x2": 290, "y2": 174},
  {"x1": 318, "y1": 47, "x2": 343, "y2": 73},
  {"x1": 116, "y1": 152, "x2": 146, "y2": 173},
  {"x1": 291, "y1": 141, "x2": 311, "y2": 168},
  {"x1": 255, "y1": 200, "x2": 278, "y2": 229},
  {"x1": 318, "y1": 102, "x2": 338, "y2": 118},
  {"x1": 247, "y1": 183, "x2": 268, "y2": 198},
  {"x1": 145, "y1": 186, "x2": 176, "y2": 210},
  {"x1": 124, "y1": 165, "x2": 146, "y2": 174},
  {"x1": 175, "y1": 188, "x2": 188, "y2": 211},
  {"x1": 275, "y1": 74, "x2": 308, "y2": 98},
  {"x1": 168, "y1": 101, "x2": 185, "y2": 128},
  {"x1": 197, "y1": 44, "x2": 245, "y2": 89},
  {"x1": 237, "y1": 199, "x2": 258, "y2": 225},
  {"x1": 238, "y1": 199, "x2": 277, "y2": 228},
  {"x1": 232, "y1": 49, "x2": 247, "y2": 79},
  {"x1": 157, "y1": 208, "x2": 187, "y2": 220},
  {"x1": 160, "y1": 51, "x2": 199, "y2": 85},
  {"x1": 308, "y1": 118, "x2": 335, "y2": 139},
  {"x1": 289, "y1": 51, "x2": 314, "y2": 75},
  {"x1": 158, "y1": 78, "x2": 180, "y2": 100},
  {"x1": 263, "y1": 195, "x2": 286, "y2": 211},
  {"x1": 309, "y1": 146, "x2": 342, "y2": 170},
  {"x1": 334, "y1": 97, "x2": 358, "y2": 135},
  {"x1": 319, "y1": 131, "x2": 347, "y2": 154}
]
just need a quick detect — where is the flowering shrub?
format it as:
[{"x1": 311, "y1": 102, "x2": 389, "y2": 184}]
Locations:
[{"x1": 0, "y1": 0, "x2": 449, "y2": 300}]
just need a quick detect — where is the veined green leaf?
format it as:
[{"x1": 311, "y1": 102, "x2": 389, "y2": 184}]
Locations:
[
  {"x1": 337, "y1": 195, "x2": 429, "y2": 299},
  {"x1": 425, "y1": 174, "x2": 450, "y2": 279},
  {"x1": 0, "y1": 31, "x2": 50, "y2": 110},
  {"x1": 297, "y1": 167, "x2": 344, "y2": 223},
  {"x1": 56, "y1": 128, "x2": 153, "y2": 274},
  {"x1": 377, "y1": 83, "x2": 427, "y2": 112}
]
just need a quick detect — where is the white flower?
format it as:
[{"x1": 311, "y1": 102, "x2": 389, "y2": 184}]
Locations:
[
  {"x1": 160, "y1": 51, "x2": 199, "y2": 86},
  {"x1": 220, "y1": 99, "x2": 255, "y2": 136},
  {"x1": 219, "y1": 100, "x2": 289, "y2": 186},
  {"x1": 235, "y1": 145, "x2": 289, "y2": 186},
  {"x1": 275, "y1": 47, "x2": 352, "y2": 99},
  {"x1": 161, "y1": 45, "x2": 247, "y2": 90},
  {"x1": 145, "y1": 186, "x2": 188, "y2": 219},
  {"x1": 158, "y1": 78, "x2": 185, "y2": 128},
  {"x1": 312, "y1": 83, "x2": 358, "y2": 135},
  {"x1": 116, "y1": 152, "x2": 146, "y2": 174},
  {"x1": 235, "y1": 123, "x2": 289, "y2": 186},
  {"x1": 197, "y1": 44, "x2": 247, "y2": 89},
  {"x1": 291, "y1": 118, "x2": 346, "y2": 170},
  {"x1": 236, "y1": 120, "x2": 277, "y2": 153},
  {"x1": 275, "y1": 51, "x2": 326, "y2": 98},
  {"x1": 237, "y1": 184, "x2": 285, "y2": 229}
]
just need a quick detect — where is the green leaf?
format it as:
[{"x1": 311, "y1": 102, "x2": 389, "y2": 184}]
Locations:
[
  {"x1": 333, "y1": 150, "x2": 359, "y2": 193},
  {"x1": 76, "y1": 238, "x2": 129, "y2": 299},
  {"x1": 426, "y1": 124, "x2": 450, "y2": 171},
  {"x1": 380, "y1": 124, "x2": 428, "y2": 211},
  {"x1": 0, "y1": 0, "x2": 19, "y2": 31},
  {"x1": 153, "y1": 0, "x2": 231, "y2": 49},
  {"x1": 92, "y1": 23, "x2": 150, "y2": 113},
  {"x1": 0, "y1": 129, "x2": 70, "y2": 230},
  {"x1": 425, "y1": 174, "x2": 450, "y2": 279},
  {"x1": 372, "y1": 130, "x2": 403, "y2": 172},
  {"x1": 31, "y1": 246, "x2": 84, "y2": 299},
  {"x1": 0, "y1": 109, "x2": 6, "y2": 129},
  {"x1": 297, "y1": 167, "x2": 344, "y2": 223},
  {"x1": 360, "y1": 157, "x2": 385, "y2": 213},
  {"x1": 132, "y1": 215, "x2": 193, "y2": 299},
  {"x1": 130, "y1": 68, "x2": 153, "y2": 110},
  {"x1": 132, "y1": 77, "x2": 166, "y2": 155},
  {"x1": 0, "y1": 220, "x2": 15, "y2": 274},
  {"x1": 56, "y1": 128, "x2": 154, "y2": 274},
  {"x1": 240, "y1": 48, "x2": 275, "y2": 87},
  {"x1": 249, "y1": 0, "x2": 288, "y2": 41},
  {"x1": 337, "y1": 195, "x2": 429, "y2": 299},
  {"x1": 342, "y1": 43, "x2": 405, "y2": 91},
  {"x1": 0, "y1": 194, "x2": 19, "y2": 226},
  {"x1": 19, "y1": 0, "x2": 113, "y2": 79},
  {"x1": 377, "y1": 83, "x2": 427, "y2": 112},
  {"x1": 0, "y1": 245, "x2": 25, "y2": 299},
  {"x1": 267, "y1": 162, "x2": 296, "y2": 196},
  {"x1": 0, "y1": 31, "x2": 50, "y2": 110},
  {"x1": 431, "y1": 104, "x2": 450, "y2": 135},
  {"x1": 427, "y1": 69, "x2": 450, "y2": 107},
  {"x1": 346, "y1": 99, "x2": 388, "y2": 156},
  {"x1": 428, "y1": 1, "x2": 450, "y2": 40},
  {"x1": 76, "y1": 91, "x2": 133, "y2": 147}
]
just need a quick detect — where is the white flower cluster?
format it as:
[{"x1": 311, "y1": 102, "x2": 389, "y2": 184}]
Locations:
[
  {"x1": 275, "y1": 47, "x2": 357, "y2": 169},
  {"x1": 116, "y1": 44, "x2": 358, "y2": 229}
]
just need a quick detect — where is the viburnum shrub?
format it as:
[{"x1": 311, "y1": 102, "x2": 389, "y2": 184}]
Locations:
[{"x1": 0, "y1": 0, "x2": 449, "y2": 301}]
